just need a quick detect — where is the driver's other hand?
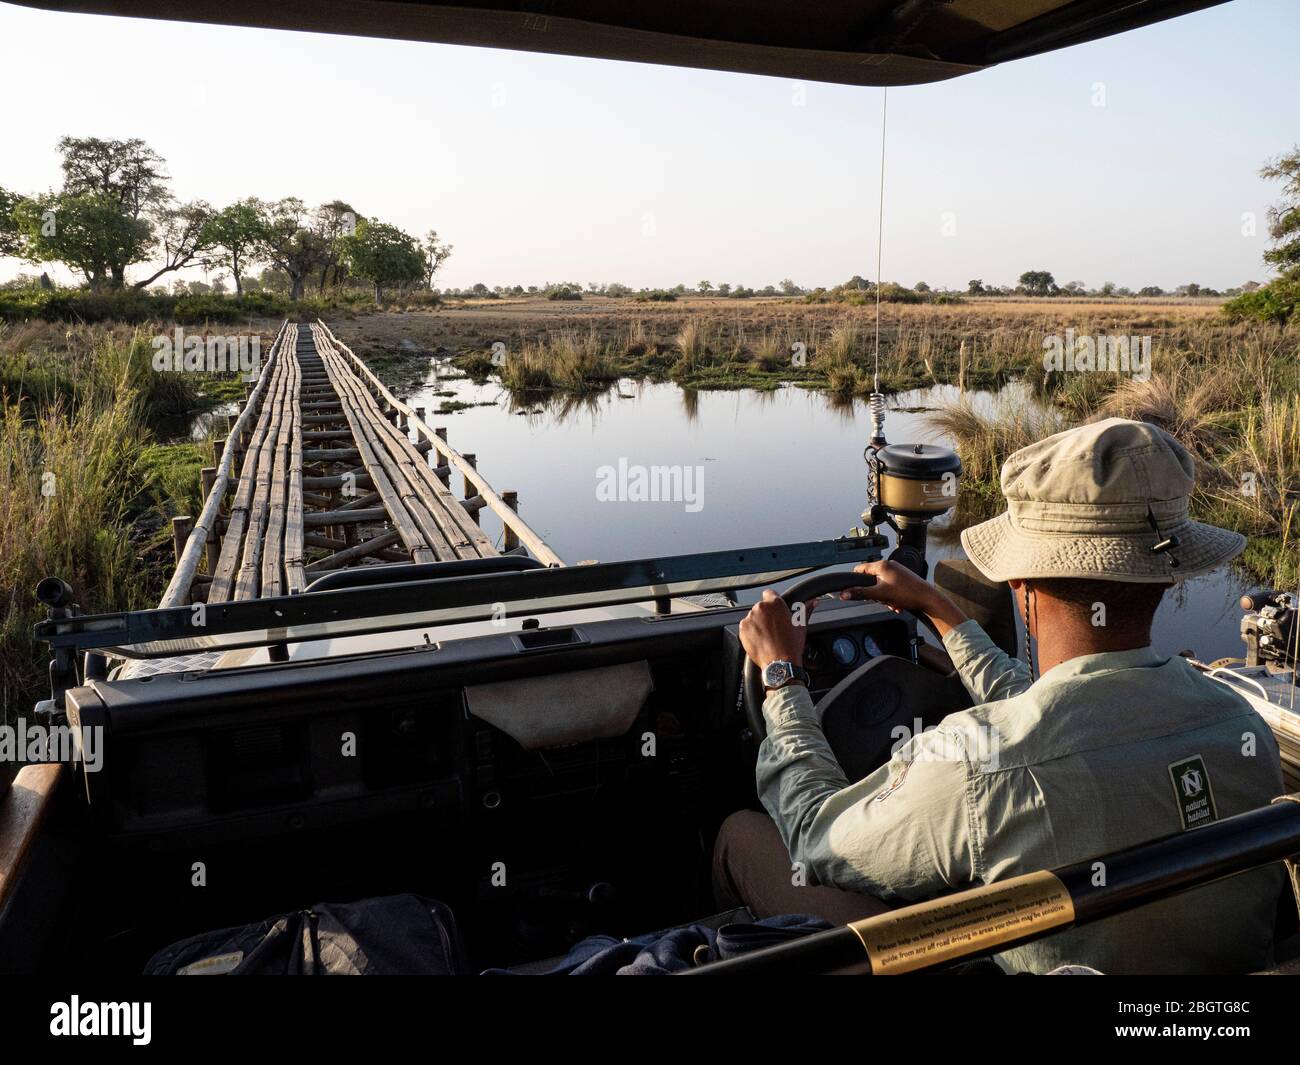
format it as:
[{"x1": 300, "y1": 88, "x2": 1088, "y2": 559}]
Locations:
[
  {"x1": 839, "y1": 560, "x2": 938, "y2": 615},
  {"x1": 739, "y1": 589, "x2": 814, "y2": 669}
]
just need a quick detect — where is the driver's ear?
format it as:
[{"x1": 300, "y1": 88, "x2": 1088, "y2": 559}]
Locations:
[{"x1": 1007, "y1": 578, "x2": 1024, "y2": 592}]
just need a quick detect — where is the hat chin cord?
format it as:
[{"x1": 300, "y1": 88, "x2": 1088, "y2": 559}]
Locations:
[{"x1": 1023, "y1": 582, "x2": 1037, "y2": 682}]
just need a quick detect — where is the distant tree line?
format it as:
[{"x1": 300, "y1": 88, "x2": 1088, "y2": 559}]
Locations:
[
  {"x1": 435, "y1": 274, "x2": 1261, "y2": 304},
  {"x1": 0, "y1": 137, "x2": 452, "y2": 303}
]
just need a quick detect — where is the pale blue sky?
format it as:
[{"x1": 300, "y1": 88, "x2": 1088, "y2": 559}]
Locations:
[{"x1": 0, "y1": 0, "x2": 1295, "y2": 291}]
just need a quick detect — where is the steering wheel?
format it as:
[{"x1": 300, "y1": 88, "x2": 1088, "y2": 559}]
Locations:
[{"x1": 740, "y1": 571, "x2": 876, "y2": 740}]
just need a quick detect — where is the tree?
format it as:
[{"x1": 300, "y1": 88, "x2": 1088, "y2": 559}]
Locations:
[
  {"x1": 57, "y1": 136, "x2": 168, "y2": 222},
  {"x1": 256, "y1": 198, "x2": 326, "y2": 300},
  {"x1": 339, "y1": 219, "x2": 425, "y2": 303},
  {"x1": 56, "y1": 136, "x2": 173, "y2": 286},
  {"x1": 15, "y1": 192, "x2": 151, "y2": 291},
  {"x1": 967, "y1": 279, "x2": 985, "y2": 296},
  {"x1": 0, "y1": 186, "x2": 23, "y2": 258},
  {"x1": 129, "y1": 199, "x2": 215, "y2": 290},
  {"x1": 205, "y1": 200, "x2": 268, "y2": 296},
  {"x1": 1261, "y1": 146, "x2": 1300, "y2": 277},
  {"x1": 1018, "y1": 270, "x2": 1056, "y2": 296},
  {"x1": 312, "y1": 201, "x2": 359, "y2": 293},
  {"x1": 1137, "y1": 285, "x2": 1164, "y2": 297},
  {"x1": 420, "y1": 230, "x2": 453, "y2": 289},
  {"x1": 697, "y1": 280, "x2": 712, "y2": 294},
  {"x1": 914, "y1": 281, "x2": 930, "y2": 293}
]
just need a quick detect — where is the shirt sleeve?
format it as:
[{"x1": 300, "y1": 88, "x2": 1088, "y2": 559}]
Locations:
[
  {"x1": 755, "y1": 684, "x2": 976, "y2": 902},
  {"x1": 942, "y1": 618, "x2": 1032, "y2": 705}
]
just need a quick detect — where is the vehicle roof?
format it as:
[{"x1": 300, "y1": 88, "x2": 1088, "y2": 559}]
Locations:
[{"x1": 16, "y1": 1, "x2": 1228, "y2": 86}]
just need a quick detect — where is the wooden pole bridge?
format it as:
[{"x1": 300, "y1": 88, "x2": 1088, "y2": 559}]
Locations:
[{"x1": 161, "y1": 320, "x2": 562, "y2": 609}]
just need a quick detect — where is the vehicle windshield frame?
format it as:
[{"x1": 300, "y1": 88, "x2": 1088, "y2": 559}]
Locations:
[{"x1": 36, "y1": 535, "x2": 886, "y2": 660}]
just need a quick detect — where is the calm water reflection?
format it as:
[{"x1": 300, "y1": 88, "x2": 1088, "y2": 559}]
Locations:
[{"x1": 404, "y1": 365, "x2": 1255, "y2": 662}]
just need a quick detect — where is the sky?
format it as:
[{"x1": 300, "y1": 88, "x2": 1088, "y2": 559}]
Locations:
[{"x1": 0, "y1": 0, "x2": 1296, "y2": 292}]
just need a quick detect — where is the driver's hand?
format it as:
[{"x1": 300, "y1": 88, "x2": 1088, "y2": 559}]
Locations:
[
  {"x1": 839, "y1": 560, "x2": 967, "y2": 635},
  {"x1": 739, "y1": 589, "x2": 815, "y2": 669}
]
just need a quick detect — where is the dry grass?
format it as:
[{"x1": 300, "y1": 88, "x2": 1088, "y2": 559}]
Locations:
[
  {"x1": 924, "y1": 394, "x2": 1068, "y2": 484},
  {"x1": 499, "y1": 329, "x2": 619, "y2": 394},
  {"x1": 1, "y1": 389, "x2": 152, "y2": 713}
]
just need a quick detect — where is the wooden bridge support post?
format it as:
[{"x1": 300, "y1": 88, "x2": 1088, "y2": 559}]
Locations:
[
  {"x1": 172, "y1": 516, "x2": 194, "y2": 603},
  {"x1": 463, "y1": 454, "x2": 479, "y2": 525},
  {"x1": 434, "y1": 428, "x2": 450, "y2": 486},
  {"x1": 502, "y1": 491, "x2": 519, "y2": 553},
  {"x1": 199, "y1": 468, "x2": 219, "y2": 570}
]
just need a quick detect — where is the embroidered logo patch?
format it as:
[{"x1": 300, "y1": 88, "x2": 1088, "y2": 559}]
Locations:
[{"x1": 1168, "y1": 755, "x2": 1218, "y2": 831}]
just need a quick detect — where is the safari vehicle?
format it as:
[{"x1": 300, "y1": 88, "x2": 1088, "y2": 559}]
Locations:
[{"x1": 2, "y1": 0, "x2": 1299, "y2": 978}]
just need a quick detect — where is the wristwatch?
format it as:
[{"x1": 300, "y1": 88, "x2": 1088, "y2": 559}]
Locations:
[{"x1": 761, "y1": 660, "x2": 810, "y2": 692}]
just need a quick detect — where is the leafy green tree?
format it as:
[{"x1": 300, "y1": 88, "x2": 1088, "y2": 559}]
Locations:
[
  {"x1": 1262, "y1": 147, "x2": 1300, "y2": 277},
  {"x1": 1018, "y1": 270, "x2": 1056, "y2": 296},
  {"x1": 0, "y1": 186, "x2": 24, "y2": 258},
  {"x1": 57, "y1": 136, "x2": 168, "y2": 221},
  {"x1": 205, "y1": 199, "x2": 268, "y2": 296},
  {"x1": 967, "y1": 279, "x2": 985, "y2": 295},
  {"x1": 15, "y1": 192, "x2": 152, "y2": 291},
  {"x1": 339, "y1": 219, "x2": 425, "y2": 303},
  {"x1": 256, "y1": 198, "x2": 326, "y2": 300},
  {"x1": 56, "y1": 136, "x2": 173, "y2": 286}
]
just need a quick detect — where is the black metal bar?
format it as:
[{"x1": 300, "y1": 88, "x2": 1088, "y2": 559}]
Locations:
[
  {"x1": 34, "y1": 536, "x2": 886, "y2": 659},
  {"x1": 683, "y1": 796, "x2": 1300, "y2": 975},
  {"x1": 303, "y1": 556, "x2": 544, "y2": 593}
]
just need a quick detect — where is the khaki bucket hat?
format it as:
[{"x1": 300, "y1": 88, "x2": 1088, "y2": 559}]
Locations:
[{"x1": 960, "y1": 417, "x2": 1245, "y2": 584}]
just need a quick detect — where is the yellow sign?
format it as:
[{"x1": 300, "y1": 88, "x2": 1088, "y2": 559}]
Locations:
[{"x1": 848, "y1": 871, "x2": 1075, "y2": 974}]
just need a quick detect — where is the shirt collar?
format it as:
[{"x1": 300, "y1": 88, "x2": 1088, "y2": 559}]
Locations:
[{"x1": 1036, "y1": 644, "x2": 1167, "y2": 685}]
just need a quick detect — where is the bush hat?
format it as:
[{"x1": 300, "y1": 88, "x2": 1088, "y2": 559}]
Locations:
[{"x1": 960, "y1": 418, "x2": 1244, "y2": 584}]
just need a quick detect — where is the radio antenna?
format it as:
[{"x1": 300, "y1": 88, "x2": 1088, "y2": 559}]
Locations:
[
  {"x1": 873, "y1": 87, "x2": 887, "y2": 390},
  {"x1": 867, "y1": 87, "x2": 888, "y2": 449}
]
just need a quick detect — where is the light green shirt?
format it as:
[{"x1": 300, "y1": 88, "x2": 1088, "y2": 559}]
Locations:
[{"x1": 757, "y1": 619, "x2": 1285, "y2": 974}]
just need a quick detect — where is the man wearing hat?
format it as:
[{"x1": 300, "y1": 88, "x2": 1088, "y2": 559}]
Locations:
[{"x1": 716, "y1": 418, "x2": 1285, "y2": 973}]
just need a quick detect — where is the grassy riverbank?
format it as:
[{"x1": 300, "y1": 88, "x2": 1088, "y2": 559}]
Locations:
[{"x1": 0, "y1": 322, "x2": 257, "y2": 719}]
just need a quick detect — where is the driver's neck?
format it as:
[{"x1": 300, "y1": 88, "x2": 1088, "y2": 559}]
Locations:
[{"x1": 1030, "y1": 611, "x2": 1152, "y2": 677}]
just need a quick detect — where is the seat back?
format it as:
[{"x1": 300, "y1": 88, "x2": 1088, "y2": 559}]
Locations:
[{"x1": 934, "y1": 558, "x2": 1018, "y2": 658}]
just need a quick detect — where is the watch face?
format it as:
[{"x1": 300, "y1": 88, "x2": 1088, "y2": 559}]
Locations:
[{"x1": 763, "y1": 661, "x2": 793, "y2": 688}]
